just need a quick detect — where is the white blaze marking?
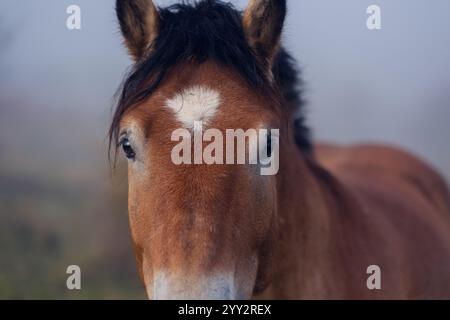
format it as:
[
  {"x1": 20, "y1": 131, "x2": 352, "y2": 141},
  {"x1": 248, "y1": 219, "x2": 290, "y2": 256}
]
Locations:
[{"x1": 166, "y1": 86, "x2": 221, "y2": 128}]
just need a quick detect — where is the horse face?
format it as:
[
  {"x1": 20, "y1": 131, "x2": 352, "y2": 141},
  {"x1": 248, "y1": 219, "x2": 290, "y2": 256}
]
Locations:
[
  {"x1": 114, "y1": 0, "x2": 287, "y2": 300},
  {"x1": 119, "y1": 62, "x2": 280, "y2": 299}
]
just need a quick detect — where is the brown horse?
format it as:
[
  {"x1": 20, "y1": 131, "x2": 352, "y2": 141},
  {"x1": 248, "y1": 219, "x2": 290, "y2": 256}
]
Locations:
[{"x1": 111, "y1": 0, "x2": 450, "y2": 299}]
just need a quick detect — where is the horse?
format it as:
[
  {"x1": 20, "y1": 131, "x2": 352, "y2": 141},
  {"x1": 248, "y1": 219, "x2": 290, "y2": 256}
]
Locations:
[{"x1": 110, "y1": 0, "x2": 450, "y2": 299}]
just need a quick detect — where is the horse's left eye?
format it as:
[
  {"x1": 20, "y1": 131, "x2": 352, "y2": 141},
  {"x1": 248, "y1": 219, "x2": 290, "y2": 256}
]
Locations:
[{"x1": 121, "y1": 138, "x2": 136, "y2": 160}]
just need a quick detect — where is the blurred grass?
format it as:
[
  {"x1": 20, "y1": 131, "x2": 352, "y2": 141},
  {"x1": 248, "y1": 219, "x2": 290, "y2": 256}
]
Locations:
[
  {"x1": 0, "y1": 100, "x2": 145, "y2": 299},
  {"x1": 0, "y1": 163, "x2": 145, "y2": 299}
]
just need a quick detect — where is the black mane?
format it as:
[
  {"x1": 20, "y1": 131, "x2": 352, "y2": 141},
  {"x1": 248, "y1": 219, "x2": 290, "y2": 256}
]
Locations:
[{"x1": 110, "y1": 0, "x2": 311, "y2": 152}]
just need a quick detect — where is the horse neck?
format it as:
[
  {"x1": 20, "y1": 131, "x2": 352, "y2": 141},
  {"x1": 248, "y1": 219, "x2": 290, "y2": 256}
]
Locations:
[{"x1": 270, "y1": 146, "x2": 352, "y2": 297}]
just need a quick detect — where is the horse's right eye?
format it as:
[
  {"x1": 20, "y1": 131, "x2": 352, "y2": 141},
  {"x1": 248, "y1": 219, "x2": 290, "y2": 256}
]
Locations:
[{"x1": 121, "y1": 138, "x2": 136, "y2": 160}]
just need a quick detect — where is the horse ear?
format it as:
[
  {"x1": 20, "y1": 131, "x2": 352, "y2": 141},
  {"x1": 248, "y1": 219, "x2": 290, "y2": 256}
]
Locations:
[
  {"x1": 116, "y1": 0, "x2": 160, "y2": 61},
  {"x1": 243, "y1": 0, "x2": 286, "y2": 68}
]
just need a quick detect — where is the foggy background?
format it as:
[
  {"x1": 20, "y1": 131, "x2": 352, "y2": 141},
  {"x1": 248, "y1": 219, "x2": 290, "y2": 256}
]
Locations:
[{"x1": 0, "y1": 0, "x2": 449, "y2": 298}]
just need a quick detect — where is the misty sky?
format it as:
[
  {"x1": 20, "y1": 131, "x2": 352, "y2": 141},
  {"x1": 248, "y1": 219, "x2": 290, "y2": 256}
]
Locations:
[{"x1": 1, "y1": 0, "x2": 450, "y2": 179}]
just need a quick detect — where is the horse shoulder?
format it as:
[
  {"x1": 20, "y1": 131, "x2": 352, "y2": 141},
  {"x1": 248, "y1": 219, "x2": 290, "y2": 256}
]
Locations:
[{"x1": 314, "y1": 143, "x2": 450, "y2": 298}]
